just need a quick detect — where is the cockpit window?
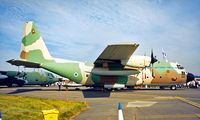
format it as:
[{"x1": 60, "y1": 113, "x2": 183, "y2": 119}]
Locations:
[
  {"x1": 182, "y1": 71, "x2": 185, "y2": 75},
  {"x1": 48, "y1": 73, "x2": 54, "y2": 78},
  {"x1": 177, "y1": 64, "x2": 184, "y2": 69}
]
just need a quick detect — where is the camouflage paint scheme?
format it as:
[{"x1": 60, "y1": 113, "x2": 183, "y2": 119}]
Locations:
[
  {"x1": 10, "y1": 21, "x2": 187, "y2": 88},
  {"x1": 21, "y1": 71, "x2": 58, "y2": 85},
  {"x1": 0, "y1": 71, "x2": 58, "y2": 86}
]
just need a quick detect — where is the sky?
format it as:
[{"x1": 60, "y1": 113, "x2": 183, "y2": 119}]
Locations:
[{"x1": 0, "y1": 0, "x2": 200, "y2": 75}]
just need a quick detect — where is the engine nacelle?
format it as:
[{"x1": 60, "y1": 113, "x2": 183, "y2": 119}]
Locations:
[{"x1": 122, "y1": 55, "x2": 151, "y2": 68}]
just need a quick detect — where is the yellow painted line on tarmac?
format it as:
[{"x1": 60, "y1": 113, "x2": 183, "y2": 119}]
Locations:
[
  {"x1": 185, "y1": 97, "x2": 200, "y2": 101},
  {"x1": 196, "y1": 114, "x2": 200, "y2": 118},
  {"x1": 140, "y1": 96, "x2": 177, "y2": 101},
  {"x1": 127, "y1": 101, "x2": 157, "y2": 108},
  {"x1": 175, "y1": 96, "x2": 200, "y2": 109},
  {"x1": 124, "y1": 96, "x2": 177, "y2": 102},
  {"x1": 154, "y1": 96, "x2": 175, "y2": 100}
]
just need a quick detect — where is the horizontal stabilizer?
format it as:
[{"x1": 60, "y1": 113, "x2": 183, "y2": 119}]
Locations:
[{"x1": 7, "y1": 59, "x2": 41, "y2": 68}]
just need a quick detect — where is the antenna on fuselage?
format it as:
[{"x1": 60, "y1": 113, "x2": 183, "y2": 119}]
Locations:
[
  {"x1": 162, "y1": 48, "x2": 168, "y2": 62},
  {"x1": 144, "y1": 52, "x2": 147, "y2": 80}
]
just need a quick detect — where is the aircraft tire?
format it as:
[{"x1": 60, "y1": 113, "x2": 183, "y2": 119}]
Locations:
[
  {"x1": 105, "y1": 88, "x2": 112, "y2": 91},
  {"x1": 17, "y1": 81, "x2": 25, "y2": 87},
  {"x1": 75, "y1": 88, "x2": 80, "y2": 91},
  {"x1": 17, "y1": 83, "x2": 24, "y2": 87},
  {"x1": 170, "y1": 85, "x2": 177, "y2": 90},
  {"x1": 7, "y1": 83, "x2": 13, "y2": 87}
]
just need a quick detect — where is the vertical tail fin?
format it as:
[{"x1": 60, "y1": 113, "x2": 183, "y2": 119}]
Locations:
[{"x1": 20, "y1": 21, "x2": 52, "y2": 63}]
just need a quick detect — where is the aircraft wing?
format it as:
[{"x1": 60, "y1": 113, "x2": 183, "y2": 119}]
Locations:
[
  {"x1": 7, "y1": 59, "x2": 41, "y2": 68},
  {"x1": 94, "y1": 43, "x2": 139, "y2": 69}
]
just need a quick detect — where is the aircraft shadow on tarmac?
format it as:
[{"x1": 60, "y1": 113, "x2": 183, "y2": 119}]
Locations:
[
  {"x1": 8, "y1": 88, "x2": 42, "y2": 94},
  {"x1": 81, "y1": 89, "x2": 111, "y2": 98},
  {"x1": 7, "y1": 88, "x2": 111, "y2": 98},
  {"x1": 80, "y1": 88, "x2": 179, "y2": 98}
]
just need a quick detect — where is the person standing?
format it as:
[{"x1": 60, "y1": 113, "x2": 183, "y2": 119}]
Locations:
[{"x1": 57, "y1": 80, "x2": 62, "y2": 91}]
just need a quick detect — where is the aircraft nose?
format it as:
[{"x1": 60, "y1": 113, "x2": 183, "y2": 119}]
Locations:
[{"x1": 186, "y1": 72, "x2": 195, "y2": 83}]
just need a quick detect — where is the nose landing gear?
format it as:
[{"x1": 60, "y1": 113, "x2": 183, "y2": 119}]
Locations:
[{"x1": 170, "y1": 85, "x2": 177, "y2": 90}]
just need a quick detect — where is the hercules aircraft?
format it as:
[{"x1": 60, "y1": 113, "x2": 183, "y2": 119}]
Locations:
[
  {"x1": 0, "y1": 71, "x2": 58, "y2": 87},
  {"x1": 7, "y1": 21, "x2": 190, "y2": 90}
]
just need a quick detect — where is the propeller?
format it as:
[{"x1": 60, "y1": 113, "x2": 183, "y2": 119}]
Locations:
[
  {"x1": 150, "y1": 49, "x2": 158, "y2": 64},
  {"x1": 150, "y1": 49, "x2": 158, "y2": 77}
]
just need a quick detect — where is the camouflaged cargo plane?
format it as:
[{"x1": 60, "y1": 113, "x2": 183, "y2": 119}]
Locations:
[
  {"x1": 0, "y1": 70, "x2": 58, "y2": 87},
  {"x1": 7, "y1": 21, "x2": 189, "y2": 90}
]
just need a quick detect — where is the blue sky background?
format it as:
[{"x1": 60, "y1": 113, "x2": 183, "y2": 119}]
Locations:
[{"x1": 0, "y1": 0, "x2": 200, "y2": 75}]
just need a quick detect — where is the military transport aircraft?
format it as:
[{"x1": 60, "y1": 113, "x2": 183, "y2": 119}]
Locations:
[
  {"x1": 7, "y1": 21, "x2": 190, "y2": 90},
  {"x1": 0, "y1": 70, "x2": 58, "y2": 87}
]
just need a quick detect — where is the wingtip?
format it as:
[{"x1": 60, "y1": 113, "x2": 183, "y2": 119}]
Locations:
[{"x1": 108, "y1": 42, "x2": 139, "y2": 46}]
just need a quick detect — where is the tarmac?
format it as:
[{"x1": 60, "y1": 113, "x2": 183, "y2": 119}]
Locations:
[{"x1": 0, "y1": 86, "x2": 200, "y2": 120}]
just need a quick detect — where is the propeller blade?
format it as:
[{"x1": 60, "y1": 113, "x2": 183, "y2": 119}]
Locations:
[
  {"x1": 150, "y1": 49, "x2": 157, "y2": 77},
  {"x1": 150, "y1": 49, "x2": 158, "y2": 64}
]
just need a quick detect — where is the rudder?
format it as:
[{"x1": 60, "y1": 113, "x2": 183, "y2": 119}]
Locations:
[{"x1": 20, "y1": 21, "x2": 52, "y2": 63}]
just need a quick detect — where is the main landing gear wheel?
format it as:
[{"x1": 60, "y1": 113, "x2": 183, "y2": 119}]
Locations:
[{"x1": 170, "y1": 85, "x2": 177, "y2": 90}]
